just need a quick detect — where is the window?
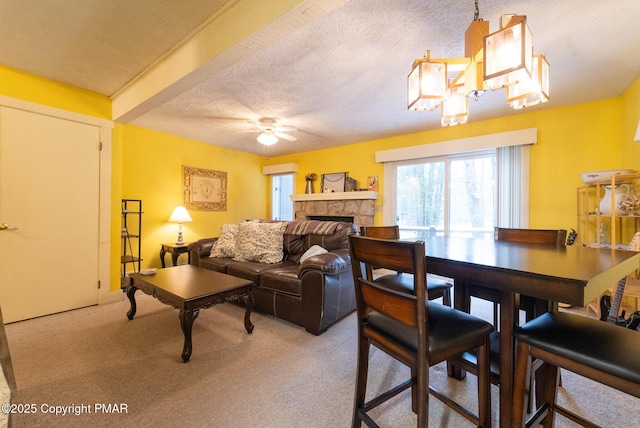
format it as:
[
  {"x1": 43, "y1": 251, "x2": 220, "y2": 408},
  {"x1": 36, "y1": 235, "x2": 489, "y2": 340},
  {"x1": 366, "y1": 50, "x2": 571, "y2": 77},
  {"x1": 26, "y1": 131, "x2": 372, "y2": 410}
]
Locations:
[
  {"x1": 271, "y1": 173, "x2": 294, "y2": 220},
  {"x1": 396, "y1": 150, "x2": 496, "y2": 239},
  {"x1": 379, "y1": 129, "x2": 535, "y2": 236}
]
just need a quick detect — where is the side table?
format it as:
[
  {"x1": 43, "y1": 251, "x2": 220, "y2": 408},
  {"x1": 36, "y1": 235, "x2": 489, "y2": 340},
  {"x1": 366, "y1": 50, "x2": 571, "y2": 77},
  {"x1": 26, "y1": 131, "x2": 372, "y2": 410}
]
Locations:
[{"x1": 160, "y1": 243, "x2": 191, "y2": 267}]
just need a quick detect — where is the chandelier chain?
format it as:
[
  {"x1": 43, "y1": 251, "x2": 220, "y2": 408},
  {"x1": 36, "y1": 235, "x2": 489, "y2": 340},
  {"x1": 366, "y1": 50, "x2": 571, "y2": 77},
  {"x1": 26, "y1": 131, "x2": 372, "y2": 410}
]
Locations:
[{"x1": 474, "y1": 0, "x2": 482, "y2": 21}]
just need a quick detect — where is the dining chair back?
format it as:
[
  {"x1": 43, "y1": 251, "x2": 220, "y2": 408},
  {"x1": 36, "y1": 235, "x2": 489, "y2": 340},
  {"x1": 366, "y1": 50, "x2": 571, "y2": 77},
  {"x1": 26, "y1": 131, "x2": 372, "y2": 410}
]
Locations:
[
  {"x1": 359, "y1": 226, "x2": 452, "y2": 306},
  {"x1": 349, "y1": 235, "x2": 493, "y2": 427},
  {"x1": 494, "y1": 227, "x2": 567, "y2": 247}
]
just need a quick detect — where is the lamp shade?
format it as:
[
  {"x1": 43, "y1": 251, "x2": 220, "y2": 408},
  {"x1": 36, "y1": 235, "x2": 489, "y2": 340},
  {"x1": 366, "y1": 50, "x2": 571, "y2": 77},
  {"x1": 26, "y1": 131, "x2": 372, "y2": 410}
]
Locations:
[
  {"x1": 169, "y1": 205, "x2": 192, "y2": 223},
  {"x1": 483, "y1": 15, "x2": 533, "y2": 90},
  {"x1": 635, "y1": 120, "x2": 640, "y2": 142}
]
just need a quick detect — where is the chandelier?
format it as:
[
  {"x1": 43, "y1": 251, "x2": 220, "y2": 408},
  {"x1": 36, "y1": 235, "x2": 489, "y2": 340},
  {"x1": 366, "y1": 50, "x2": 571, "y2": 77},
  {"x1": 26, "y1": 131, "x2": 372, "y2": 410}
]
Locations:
[{"x1": 407, "y1": 1, "x2": 549, "y2": 126}]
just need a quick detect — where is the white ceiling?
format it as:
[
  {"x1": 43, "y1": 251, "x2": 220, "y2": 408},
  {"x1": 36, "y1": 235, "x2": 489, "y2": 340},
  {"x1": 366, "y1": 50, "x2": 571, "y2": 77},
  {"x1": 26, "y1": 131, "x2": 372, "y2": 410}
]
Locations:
[{"x1": 2, "y1": 0, "x2": 640, "y2": 157}]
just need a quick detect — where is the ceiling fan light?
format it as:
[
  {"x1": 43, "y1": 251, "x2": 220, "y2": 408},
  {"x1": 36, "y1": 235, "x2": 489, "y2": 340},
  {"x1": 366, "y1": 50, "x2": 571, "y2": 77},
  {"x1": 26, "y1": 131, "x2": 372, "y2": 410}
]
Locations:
[
  {"x1": 257, "y1": 132, "x2": 278, "y2": 146},
  {"x1": 407, "y1": 54, "x2": 448, "y2": 111},
  {"x1": 483, "y1": 15, "x2": 533, "y2": 90},
  {"x1": 507, "y1": 54, "x2": 549, "y2": 109}
]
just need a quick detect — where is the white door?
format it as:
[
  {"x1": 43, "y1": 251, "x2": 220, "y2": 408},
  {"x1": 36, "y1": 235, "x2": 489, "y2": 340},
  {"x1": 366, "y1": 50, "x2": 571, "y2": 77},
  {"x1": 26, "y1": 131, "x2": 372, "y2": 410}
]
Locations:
[{"x1": 0, "y1": 106, "x2": 100, "y2": 323}]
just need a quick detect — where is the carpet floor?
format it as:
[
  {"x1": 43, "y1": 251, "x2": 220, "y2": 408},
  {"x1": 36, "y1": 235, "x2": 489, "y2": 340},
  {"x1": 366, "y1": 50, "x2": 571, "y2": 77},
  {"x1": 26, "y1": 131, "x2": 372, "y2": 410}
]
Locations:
[{"x1": 3, "y1": 294, "x2": 638, "y2": 427}]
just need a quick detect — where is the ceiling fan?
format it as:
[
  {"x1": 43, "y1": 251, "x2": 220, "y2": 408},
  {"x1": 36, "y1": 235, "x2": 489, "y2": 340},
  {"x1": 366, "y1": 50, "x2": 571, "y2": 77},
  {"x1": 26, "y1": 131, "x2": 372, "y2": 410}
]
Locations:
[{"x1": 247, "y1": 117, "x2": 297, "y2": 146}]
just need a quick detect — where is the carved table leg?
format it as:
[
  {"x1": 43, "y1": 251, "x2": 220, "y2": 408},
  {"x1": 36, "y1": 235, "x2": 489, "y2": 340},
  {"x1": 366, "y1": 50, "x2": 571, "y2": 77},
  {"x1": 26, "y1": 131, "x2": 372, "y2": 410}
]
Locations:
[
  {"x1": 244, "y1": 292, "x2": 254, "y2": 334},
  {"x1": 179, "y1": 308, "x2": 198, "y2": 363},
  {"x1": 159, "y1": 247, "x2": 167, "y2": 268},
  {"x1": 126, "y1": 286, "x2": 137, "y2": 320}
]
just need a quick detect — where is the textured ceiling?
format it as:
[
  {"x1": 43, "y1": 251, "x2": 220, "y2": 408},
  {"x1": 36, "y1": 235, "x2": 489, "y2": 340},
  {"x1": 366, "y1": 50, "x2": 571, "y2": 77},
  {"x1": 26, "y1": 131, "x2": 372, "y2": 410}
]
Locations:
[{"x1": 2, "y1": 0, "x2": 640, "y2": 157}]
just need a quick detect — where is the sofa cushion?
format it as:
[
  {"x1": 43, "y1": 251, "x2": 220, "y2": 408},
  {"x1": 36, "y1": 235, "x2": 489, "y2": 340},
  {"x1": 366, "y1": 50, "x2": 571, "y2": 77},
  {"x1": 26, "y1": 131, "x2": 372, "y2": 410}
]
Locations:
[
  {"x1": 283, "y1": 234, "x2": 305, "y2": 261},
  {"x1": 304, "y1": 222, "x2": 356, "y2": 251},
  {"x1": 259, "y1": 265, "x2": 302, "y2": 296},
  {"x1": 233, "y1": 221, "x2": 288, "y2": 263},
  {"x1": 199, "y1": 256, "x2": 231, "y2": 273},
  {"x1": 226, "y1": 260, "x2": 295, "y2": 284},
  {"x1": 210, "y1": 224, "x2": 237, "y2": 258}
]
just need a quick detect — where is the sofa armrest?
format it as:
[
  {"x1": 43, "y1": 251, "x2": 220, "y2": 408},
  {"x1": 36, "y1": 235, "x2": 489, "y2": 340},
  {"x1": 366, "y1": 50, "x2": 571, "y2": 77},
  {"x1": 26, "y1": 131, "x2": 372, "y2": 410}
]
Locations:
[
  {"x1": 298, "y1": 248, "x2": 351, "y2": 277},
  {"x1": 188, "y1": 238, "x2": 217, "y2": 265}
]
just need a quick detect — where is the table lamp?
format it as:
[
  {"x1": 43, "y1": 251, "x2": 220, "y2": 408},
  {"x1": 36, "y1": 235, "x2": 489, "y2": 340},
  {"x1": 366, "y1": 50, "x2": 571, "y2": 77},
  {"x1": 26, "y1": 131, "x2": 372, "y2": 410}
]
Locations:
[{"x1": 169, "y1": 205, "x2": 192, "y2": 245}]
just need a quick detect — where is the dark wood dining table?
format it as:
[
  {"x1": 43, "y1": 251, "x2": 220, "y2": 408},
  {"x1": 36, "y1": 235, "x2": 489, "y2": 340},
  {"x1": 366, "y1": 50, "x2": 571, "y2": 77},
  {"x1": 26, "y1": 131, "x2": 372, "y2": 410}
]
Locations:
[{"x1": 421, "y1": 236, "x2": 640, "y2": 427}]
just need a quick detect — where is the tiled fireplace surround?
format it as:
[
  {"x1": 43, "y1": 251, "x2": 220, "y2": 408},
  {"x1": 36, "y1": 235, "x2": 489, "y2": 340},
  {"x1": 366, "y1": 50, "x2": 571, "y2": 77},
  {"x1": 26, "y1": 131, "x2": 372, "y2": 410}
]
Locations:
[{"x1": 290, "y1": 192, "x2": 377, "y2": 229}]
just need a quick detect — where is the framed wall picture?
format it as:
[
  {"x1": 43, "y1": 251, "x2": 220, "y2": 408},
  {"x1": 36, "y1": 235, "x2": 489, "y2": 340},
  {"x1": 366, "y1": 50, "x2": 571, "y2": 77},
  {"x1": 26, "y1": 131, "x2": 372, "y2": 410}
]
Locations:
[
  {"x1": 183, "y1": 165, "x2": 227, "y2": 211},
  {"x1": 321, "y1": 172, "x2": 347, "y2": 193}
]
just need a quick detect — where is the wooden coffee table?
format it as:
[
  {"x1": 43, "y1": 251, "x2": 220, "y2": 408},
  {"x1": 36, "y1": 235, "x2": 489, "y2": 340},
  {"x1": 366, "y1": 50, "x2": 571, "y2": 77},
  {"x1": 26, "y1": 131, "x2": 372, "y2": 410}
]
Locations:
[{"x1": 125, "y1": 265, "x2": 254, "y2": 362}]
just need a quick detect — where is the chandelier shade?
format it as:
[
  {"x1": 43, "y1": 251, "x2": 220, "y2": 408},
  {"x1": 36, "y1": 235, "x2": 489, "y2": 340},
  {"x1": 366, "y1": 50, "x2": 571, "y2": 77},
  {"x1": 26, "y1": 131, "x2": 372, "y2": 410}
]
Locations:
[
  {"x1": 483, "y1": 15, "x2": 533, "y2": 90},
  {"x1": 507, "y1": 54, "x2": 549, "y2": 109},
  {"x1": 441, "y1": 85, "x2": 469, "y2": 126},
  {"x1": 407, "y1": 53, "x2": 448, "y2": 112}
]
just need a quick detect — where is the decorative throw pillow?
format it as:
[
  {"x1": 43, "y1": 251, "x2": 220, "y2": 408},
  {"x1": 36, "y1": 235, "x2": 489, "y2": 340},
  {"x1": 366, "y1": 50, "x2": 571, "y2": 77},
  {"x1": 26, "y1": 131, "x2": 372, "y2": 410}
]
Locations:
[
  {"x1": 210, "y1": 224, "x2": 238, "y2": 258},
  {"x1": 300, "y1": 245, "x2": 328, "y2": 263},
  {"x1": 233, "y1": 221, "x2": 288, "y2": 263}
]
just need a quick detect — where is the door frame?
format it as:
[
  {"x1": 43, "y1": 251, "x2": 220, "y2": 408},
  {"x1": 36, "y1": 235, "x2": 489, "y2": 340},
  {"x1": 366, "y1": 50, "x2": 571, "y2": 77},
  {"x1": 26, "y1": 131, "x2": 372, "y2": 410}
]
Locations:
[{"x1": 0, "y1": 95, "x2": 115, "y2": 305}]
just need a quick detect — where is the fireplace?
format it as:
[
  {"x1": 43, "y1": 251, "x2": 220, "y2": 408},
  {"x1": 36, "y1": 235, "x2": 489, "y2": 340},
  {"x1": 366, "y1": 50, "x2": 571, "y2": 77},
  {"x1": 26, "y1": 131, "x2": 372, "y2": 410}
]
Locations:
[{"x1": 291, "y1": 192, "x2": 377, "y2": 229}]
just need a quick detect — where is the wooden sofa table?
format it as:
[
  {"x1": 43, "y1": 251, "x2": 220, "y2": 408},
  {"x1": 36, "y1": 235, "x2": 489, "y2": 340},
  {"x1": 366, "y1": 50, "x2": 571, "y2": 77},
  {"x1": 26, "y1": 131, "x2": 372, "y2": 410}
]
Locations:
[{"x1": 126, "y1": 265, "x2": 254, "y2": 362}]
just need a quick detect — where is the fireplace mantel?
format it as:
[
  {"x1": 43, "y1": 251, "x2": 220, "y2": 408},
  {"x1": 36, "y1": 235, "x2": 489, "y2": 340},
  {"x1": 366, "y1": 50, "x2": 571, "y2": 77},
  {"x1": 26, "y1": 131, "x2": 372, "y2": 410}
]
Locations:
[
  {"x1": 291, "y1": 191, "x2": 377, "y2": 228},
  {"x1": 290, "y1": 191, "x2": 377, "y2": 202}
]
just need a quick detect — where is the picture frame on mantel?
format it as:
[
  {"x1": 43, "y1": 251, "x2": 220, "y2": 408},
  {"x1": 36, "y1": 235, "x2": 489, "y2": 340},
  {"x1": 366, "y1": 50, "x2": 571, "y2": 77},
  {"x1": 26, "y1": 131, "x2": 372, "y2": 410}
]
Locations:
[
  {"x1": 321, "y1": 172, "x2": 347, "y2": 193},
  {"x1": 182, "y1": 165, "x2": 227, "y2": 211}
]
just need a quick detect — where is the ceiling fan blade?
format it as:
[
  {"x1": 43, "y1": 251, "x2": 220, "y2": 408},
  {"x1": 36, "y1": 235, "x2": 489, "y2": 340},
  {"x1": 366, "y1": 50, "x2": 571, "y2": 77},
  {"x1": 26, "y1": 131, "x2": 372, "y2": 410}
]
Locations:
[
  {"x1": 275, "y1": 126, "x2": 297, "y2": 132},
  {"x1": 276, "y1": 132, "x2": 297, "y2": 142}
]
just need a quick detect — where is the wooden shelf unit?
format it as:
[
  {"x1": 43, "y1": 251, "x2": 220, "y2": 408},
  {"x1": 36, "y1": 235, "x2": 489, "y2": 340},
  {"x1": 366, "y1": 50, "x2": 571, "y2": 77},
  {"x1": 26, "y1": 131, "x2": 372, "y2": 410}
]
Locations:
[
  {"x1": 121, "y1": 199, "x2": 142, "y2": 287},
  {"x1": 578, "y1": 173, "x2": 640, "y2": 316},
  {"x1": 577, "y1": 172, "x2": 640, "y2": 249}
]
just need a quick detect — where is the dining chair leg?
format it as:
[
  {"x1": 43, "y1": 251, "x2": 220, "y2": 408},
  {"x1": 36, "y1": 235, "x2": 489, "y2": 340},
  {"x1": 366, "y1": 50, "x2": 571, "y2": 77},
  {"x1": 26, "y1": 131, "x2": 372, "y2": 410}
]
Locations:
[
  {"x1": 417, "y1": 364, "x2": 429, "y2": 428},
  {"x1": 411, "y1": 367, "x2": 418, "y2": 413},
  {"x1": 352, "y1": 334, "x2": 370, "y2": 428},
  {"x1": 512, "y1": 341, "x2": 531, "y2": 428},
  {"x1": 541, "y1": 364, "x2": 559, "y2": 428},
  {"x1": 477, "y1": 337, "x2": 492, "y2": 428},
  {"x1": 443, "y1": 287, "x2": 452, "y2": 307}
]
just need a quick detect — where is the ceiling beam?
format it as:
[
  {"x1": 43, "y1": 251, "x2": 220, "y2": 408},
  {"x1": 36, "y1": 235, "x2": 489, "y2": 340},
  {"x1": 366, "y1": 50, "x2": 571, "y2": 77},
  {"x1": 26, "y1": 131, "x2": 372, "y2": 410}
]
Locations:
[{"x1": 111, "y1": 0, "x2": 347, "y2": 123}]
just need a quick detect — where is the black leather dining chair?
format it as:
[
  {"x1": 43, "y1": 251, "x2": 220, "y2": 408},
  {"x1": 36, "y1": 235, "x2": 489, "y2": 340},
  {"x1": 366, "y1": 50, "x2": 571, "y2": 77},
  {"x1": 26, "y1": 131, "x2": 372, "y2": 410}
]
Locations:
[
  {"x1": 348, "y1": 235, "x2": 493, "y2": 427},
  {"x1": 360, "y1": 226, "x2": 452, "y2": 306},
  {"x1": 512, "y1": 311, "x2": 640, "y2": 427}
]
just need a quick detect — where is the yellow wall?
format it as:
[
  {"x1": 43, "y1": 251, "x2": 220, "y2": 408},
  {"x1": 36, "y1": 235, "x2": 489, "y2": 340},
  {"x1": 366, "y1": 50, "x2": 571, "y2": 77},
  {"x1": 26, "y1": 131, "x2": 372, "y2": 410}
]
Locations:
[
  {"x1": 622, "y1": 77, "x2": 640, "y2": 162},
  {"x1": 266, "y1": 94, "x2": 633, "y2": 232},
  {"x1": 3, "y1": 65, "x2": 640, "y2": 292},
  {"x1": 121, "y1": 125, "x2": 267, "y2": 271},
  {"x1": 0, "y1": 65, "x2": 110, "y2": 119}
]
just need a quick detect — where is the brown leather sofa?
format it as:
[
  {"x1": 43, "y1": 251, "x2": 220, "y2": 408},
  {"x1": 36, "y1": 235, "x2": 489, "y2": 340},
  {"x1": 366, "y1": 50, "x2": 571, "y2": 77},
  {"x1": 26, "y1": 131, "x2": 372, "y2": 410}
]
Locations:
[{"x1": 188, "y1": 221, "x2": 357, "y2": 335}]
